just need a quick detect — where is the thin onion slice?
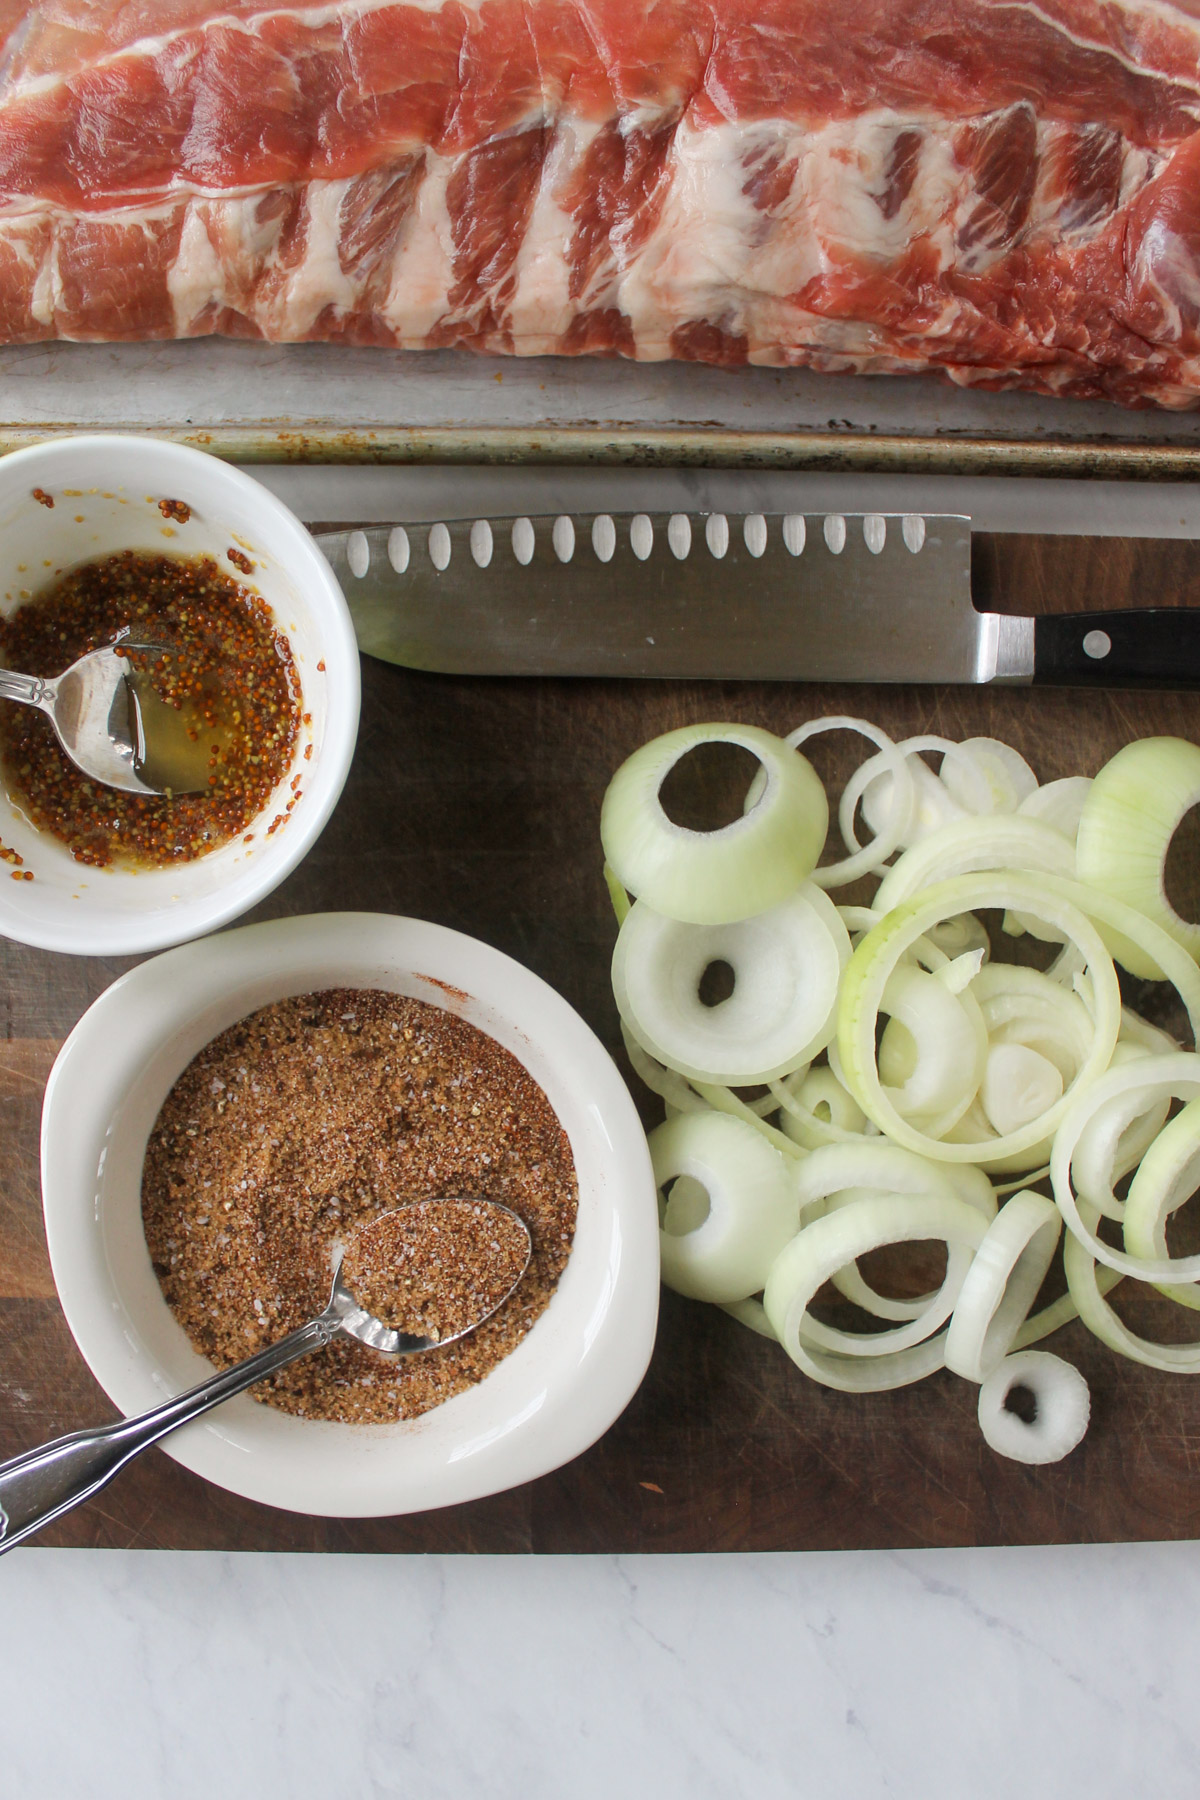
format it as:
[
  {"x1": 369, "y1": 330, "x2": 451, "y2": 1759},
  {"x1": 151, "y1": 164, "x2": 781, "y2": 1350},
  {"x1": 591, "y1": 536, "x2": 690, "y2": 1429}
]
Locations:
[
  {"x1": 828, "y1": 1199, "x2": 937, "y2": 1322},
  {"x1": 621, "y1": 1024, "x2": 709, "y2": 1115},
  {"x1": 651, "y1": 1111, "x2": 799, "y2": 1303},
  {"x1": 838, "y1": 873, "x2": 1123, "y2": 1172},
  {"x1": 603, "y1": 862, "x2": 632, "y2": 925},
  {"x1": 600, "y1": 722, "x2": 828, "y2": 925},
  {"x1": 1075, "y1": 736, "x2": 1200, "y2": 973},
  {"x1": 792, "y1": 1143, "x2": 994, "y2": 1351},
  {"x1": 977, "y1": 1351, "x2": 1090, "y2": 1464},
  {"x1": 1055, "y1": 877, "x2": 1200, "y2": 1015},
  {"x1": 785, "y1": 717, "x2": 916, "y2": 888},
  {"x1": 763, "y1": 1193, "x2": 988, "y2": 1391},
  {"x1": 1051, "y1": 1052, "x2": 1200, "y2": 1283},
  {"x1": 838, "y1": 906, "x2": 884, "y2": 949},
  {"x1": 1068, "y1": 1040, "x2": 1173, "y2": 1221},
  {"x1": 721, "y1": 1296, "x2": 778, "y2": 1338},
  {"x1": 971, "y1": 963, "x2": 1095, "y2": 1136},
  {"x1": 692, "y1": 1079, "x2": 807, "y2": 1160},
  {"x1": 925, "y1": 912, "x2": 990, "y2": 963},
  {"x1": 791, "y1": 1140, "x2": 989, "y2": 1216},
  {"x1": 972, "y1": 963, "x2": 1096, "y2": 1079},
  {"x1": 1117, "y1": 1007, "x2": 1181, "y2": 1056},
  {"x1": 876, "y1": 961, "x2": 988, "y2": 1134},
  {"x1": 1063, "y1": 1199, "x2": 1200, "y2": 1371},
  {"x1": 613, "y1": 884, "x2": 849, "y2": 1084},
  {"x1": 828, "y1": 1151, "x2": 996, "y2": 1322},
  {"x1": 1012, "y1": 1262, "x2": 1123, "y2": 1349},
  {"x1": 854, "y1": 735, "x2": 968, "y2": 850},
  {"x1": 945, "y1": 1190, "x2": 1062, "y2": 1381},
  {"x1": 1121, "y1": 1093, "x2": 1200, "y2": 1308},
  {"x1": 980, "y1": 1045, "x2": 1063, "y2": 1136},
  {"x1": 941, "y1": 738, "x2": 1038, "y2": 814},
  {"x1": 775, "y1": 1064, "x2": 869, "y2": 1150},
  {"x1": 874, "y1": 815, "x2": 1075, "y2": 915},
  {"x1": 1018, "y1": 776, "x2": 1092, "y2": 843}
]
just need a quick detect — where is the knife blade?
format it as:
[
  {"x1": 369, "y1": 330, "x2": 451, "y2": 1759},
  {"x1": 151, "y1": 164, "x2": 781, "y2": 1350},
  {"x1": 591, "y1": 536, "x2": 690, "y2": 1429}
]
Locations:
[{"x1": 314, "y1": 511, "x2": 1191, "y2": 686}]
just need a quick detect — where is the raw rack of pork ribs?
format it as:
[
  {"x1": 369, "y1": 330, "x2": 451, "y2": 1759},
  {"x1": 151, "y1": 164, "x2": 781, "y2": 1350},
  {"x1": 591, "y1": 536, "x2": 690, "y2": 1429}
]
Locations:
[{"x1": 1, "y1": 0, "x2": 1199, "y2": 406}]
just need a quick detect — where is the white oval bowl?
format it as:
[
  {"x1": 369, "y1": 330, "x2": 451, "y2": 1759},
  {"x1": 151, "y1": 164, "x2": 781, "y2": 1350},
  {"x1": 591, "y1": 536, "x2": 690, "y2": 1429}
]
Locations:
[
  {"x1": 41, "y1": 912, "x2": 660, "y2": 1518},
  {"x1": 0, "y1": 435, "x2": 360, "y2": 955}
]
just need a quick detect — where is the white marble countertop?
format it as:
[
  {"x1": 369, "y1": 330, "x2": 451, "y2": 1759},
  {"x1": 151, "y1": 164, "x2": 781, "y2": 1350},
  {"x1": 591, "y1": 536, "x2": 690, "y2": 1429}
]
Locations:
[{"x1": 3, "y1": 1541, "x2": 1197, "y2": 1796}]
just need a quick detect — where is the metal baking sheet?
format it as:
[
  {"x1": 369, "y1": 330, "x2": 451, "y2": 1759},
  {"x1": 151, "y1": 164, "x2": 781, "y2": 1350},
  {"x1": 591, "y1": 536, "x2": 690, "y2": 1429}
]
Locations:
[{"x1": 4, "y1": 341, "x2": 1200, "y2": 477}]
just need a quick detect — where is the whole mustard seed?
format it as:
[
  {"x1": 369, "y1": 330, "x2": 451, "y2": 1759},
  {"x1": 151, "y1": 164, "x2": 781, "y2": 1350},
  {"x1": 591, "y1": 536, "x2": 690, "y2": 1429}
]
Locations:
[
  {"x1": 140, "y1": 989, "x2": 579, "y2": 1424},
  {"x1": 0, "y1": 550, "x2": 302, "y2": 867}
]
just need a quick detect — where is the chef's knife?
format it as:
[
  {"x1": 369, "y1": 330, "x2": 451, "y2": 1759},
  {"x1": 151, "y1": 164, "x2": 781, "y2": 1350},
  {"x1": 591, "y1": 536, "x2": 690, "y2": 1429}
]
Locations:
[{"x1": 316, "y1": 510, "x2": 1195, "y2": 686}]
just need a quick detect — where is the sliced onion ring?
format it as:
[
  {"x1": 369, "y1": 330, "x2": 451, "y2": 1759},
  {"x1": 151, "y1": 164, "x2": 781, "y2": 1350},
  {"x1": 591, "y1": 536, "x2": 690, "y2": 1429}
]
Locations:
[
  {"x1": 941, "y1": 738, "x2": 1038, "y2": 815},
  {"x1": 838, "y1": 872, "x2": 1123, "y2": 1172},
  {"x1": 1011, "y1": 1262, "x2": 1123, "y2": 1350},
  {"x1": 621, "y1": 1023, "x2": 709, "y2": 1115},
  {"x1": 785, "y1": 716, "x2": 915, "y2": 888},
  {"x1": 877, "y1": 961, "x2": 987, "y2": 1133},
  {"x1": 1051, "y1": 1051, "x2": 1200, "y2": 1283},
  {"x1": 1075, "y1": 736, "x2": 1200, "y2": 972},
  {"x1": 763, "y1": 1193, "x2": 988, "y2": 1391},
  {"x1": 853, "y1": 735, "x2": 967, "y2": 850},
  {"x1": 1121, "y1": 1092, "x2": 1200, "y2": 1305},
  {"x1": 925, "y1": 912, "x2": 990, "y2": 962},
  {"x1": 1063, "y1": 1199, "x2": 1200, "y2": 1371},
  {"x1": 1018, "y1": 776, "x2": 1092, "y2": 843},
  {"x1": 651, "y1": 1111, "x2": 799, "y2": 1304},
  {"x1": 945, "y1": 1190, "x2": 1062, "y2": 1381},
  {"x1": 721, "y1": 1296, "x2": 778, "y2": 1338},
  {"x1": 804, "y1": 1146, "x2": 996, "y2": 1324},
  {"x1": 600, "y1": 722, "x2": 828, "y2": 925},
  {"x1": 791, "y1": 1144, "x2": 994, "y2": 1355},
  {"x1": 775, "y1": 1064, "x2": 869, "y2": 1151},
  {"x1": 1068, "y1": 1041, "x2": 1172, "y2": 1222},
  {"x1": 693, "y1": 1079, "x2": 807, "y2": 1161},
  {"x1": 874, "y1": 815, "x2": 1075, "y2": 914},
  {"x1": 977, "y1": 1351, "x2": 1090, "y2": 1464},
  {"x1": 613, "y1": 884, "x2": 849, "y2": 1084}
]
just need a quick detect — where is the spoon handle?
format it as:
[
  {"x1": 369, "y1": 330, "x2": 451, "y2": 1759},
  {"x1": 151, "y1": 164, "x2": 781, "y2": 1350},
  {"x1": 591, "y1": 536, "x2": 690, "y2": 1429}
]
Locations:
[
  {"x1": 0, "y1": 1313, "x2": 339, "y2": 1552},
  {"x1": 0, "y1": 668, "x2": 53, "y2": 709}
]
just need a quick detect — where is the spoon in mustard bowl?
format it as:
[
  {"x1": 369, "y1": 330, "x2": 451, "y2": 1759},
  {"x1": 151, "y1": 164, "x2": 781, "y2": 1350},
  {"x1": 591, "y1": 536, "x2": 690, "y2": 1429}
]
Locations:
[
  {"x1": 0, "y1": 1198, "x2": 531, "y2": 1553},
  {"x1": 0, "y1": 630, "x2": 199, "y2": 796}
]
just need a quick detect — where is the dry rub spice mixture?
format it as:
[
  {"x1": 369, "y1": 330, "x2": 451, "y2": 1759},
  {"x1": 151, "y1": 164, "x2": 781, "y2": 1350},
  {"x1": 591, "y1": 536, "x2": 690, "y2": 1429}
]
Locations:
[
  {"x1": 0, "y1": 548, "x2": 301, "y2": 867},
  {"x1": 141, "y1": 989, "x2": 578, "y2": 1424},
  {"x1": 340, "y1": 1200, "x2": 530, "y2": 1339}
]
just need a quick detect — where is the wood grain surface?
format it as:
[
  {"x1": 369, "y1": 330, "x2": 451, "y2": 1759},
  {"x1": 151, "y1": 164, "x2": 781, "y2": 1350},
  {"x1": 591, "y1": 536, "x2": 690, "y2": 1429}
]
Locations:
[{"x1": 6, "y1": 531, "x2": 1200, "y2": 1553}]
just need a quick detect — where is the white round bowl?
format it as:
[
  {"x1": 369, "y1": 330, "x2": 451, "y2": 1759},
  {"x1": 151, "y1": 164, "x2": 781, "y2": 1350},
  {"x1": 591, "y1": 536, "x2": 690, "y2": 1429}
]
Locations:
[
  {"x1": 0, "y1": 434, "x2": 360, "y2": 955},
  {"x1": 41, "y1": 912, "x2": 659, "y2": 1517}
]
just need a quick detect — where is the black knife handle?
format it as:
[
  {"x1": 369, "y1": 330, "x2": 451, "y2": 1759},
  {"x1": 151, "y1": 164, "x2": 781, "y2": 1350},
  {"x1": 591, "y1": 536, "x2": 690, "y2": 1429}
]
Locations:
[{"x1": 1034, "y1": 610, "x2": 1200, "y2": 688}]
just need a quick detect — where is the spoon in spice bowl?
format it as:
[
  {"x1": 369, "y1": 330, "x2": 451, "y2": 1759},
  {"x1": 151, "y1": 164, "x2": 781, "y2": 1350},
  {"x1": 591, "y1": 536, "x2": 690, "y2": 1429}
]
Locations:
[
  {"x1": 0, "y1": 630, "x2": 204, "y2": 797},
  {"x1": 0, "y1": 1197, "x2": 532, "y2": 1552}
]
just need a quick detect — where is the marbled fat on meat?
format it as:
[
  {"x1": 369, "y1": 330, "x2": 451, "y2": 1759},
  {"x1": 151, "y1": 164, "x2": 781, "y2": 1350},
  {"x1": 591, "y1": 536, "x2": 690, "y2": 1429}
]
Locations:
[{"x1": 2, "y1": 0, "x2": 1200, "y2": 404}]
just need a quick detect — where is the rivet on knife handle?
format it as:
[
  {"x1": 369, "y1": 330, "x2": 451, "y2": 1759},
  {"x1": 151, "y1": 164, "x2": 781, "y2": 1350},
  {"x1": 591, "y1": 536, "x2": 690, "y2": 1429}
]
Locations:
[{"x1": 1031, "y1": 611, "x2": 1200, "y2": 689}]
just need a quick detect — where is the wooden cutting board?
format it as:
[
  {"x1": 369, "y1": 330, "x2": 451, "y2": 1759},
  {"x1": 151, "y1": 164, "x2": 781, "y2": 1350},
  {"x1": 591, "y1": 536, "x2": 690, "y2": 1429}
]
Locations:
[{"x1": 5, "y1": 529, "x2": 1200, "y2": 1553}]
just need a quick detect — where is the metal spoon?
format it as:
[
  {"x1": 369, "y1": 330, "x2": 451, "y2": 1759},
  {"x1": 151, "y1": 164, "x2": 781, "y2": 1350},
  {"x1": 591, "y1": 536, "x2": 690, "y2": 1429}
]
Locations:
[
  {"x1": 0, "y1": 631, "x2": 189, "y2": 796},
  {"x1": 0, "y1": 1198, "x2": 531, "y2": 1552}
]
